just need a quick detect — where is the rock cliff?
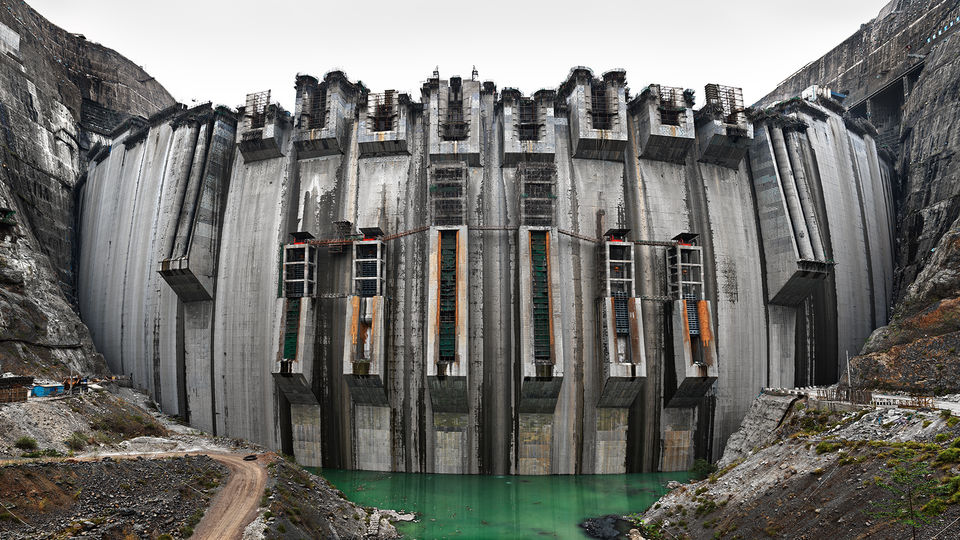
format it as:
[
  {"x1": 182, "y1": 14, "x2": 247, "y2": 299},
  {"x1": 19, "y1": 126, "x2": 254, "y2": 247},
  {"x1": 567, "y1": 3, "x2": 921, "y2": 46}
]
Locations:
[
  {"x1": 0, "y1": 0, "x2": 173, "y2": 377},
  {"x1": 847, "y1": 30, "x2": 960, "y2": 394}
]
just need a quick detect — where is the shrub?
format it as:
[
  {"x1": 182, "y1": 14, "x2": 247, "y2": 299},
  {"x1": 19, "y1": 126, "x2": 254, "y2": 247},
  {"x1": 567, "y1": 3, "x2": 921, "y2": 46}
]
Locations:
[
  {"x1": 936, "y1": 448, "x2": 960, "y2": 463},
  {"x1": 942, "y1": 476, "x2": 960, "y2": 503},
  {"x1": 90, "y1": 411, "x2": 164, "y2": 439},
  {"x1": 689, "y1": 458, "x2": 717, "y2": 480},
  {"x1": 870, "y1": 461, "x2": 941, "y2": 539},
  {"x1": 935, "y1": 433, "x2": 950, "y2": 442},
  {"x1": 948, "y1": 417, "x2": 960, "y2": 428},
  {"x1": 65, "y1": 432, "x2": 87, "y2": 451},
  {"x1": 14, "y1": 436, "x2": 37, "y2": 451},
  {"x1": 922, "y1": 497, "x2": 948, "y2": 516},
  {"x1": 186, "y1": 509, "x2": 204, "y2": 528},
  {"x1": 941, "y1": 409, "x2": 952, "y2": 419},
  {"x1": 816, "y1": 441, "x2": 842, "y2": 454}
]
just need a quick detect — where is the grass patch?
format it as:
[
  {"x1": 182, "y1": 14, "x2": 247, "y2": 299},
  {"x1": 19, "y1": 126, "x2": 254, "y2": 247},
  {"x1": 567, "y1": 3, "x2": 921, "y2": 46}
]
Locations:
[
  {"x1": 816, "y1": 441, "x2": 842, "y2": 454},
  {"x1": 936, "y1": 448, "x2": 960, "y2": 463},
  {"x1": 14, "y1": 436, "x2": 37, "y2": 451},
  {"x1": 64, "y1": 432, "x2": 87, "y2": 451},
  {"x1": 89, "y1": 410, "x2": 164, "y2": 439}
]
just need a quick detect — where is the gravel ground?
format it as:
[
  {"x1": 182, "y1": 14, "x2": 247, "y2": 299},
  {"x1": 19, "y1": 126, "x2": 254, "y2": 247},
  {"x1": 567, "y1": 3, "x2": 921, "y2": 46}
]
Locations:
[
  {"x1": 0, "y1": 455, "x2": 227, "y2": 539},
  {"x1": 0, "y1": 385, "x2": 403, "y2": 539}
]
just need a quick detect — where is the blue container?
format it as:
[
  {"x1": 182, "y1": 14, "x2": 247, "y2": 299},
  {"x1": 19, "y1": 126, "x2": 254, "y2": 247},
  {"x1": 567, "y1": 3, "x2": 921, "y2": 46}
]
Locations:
[{"x1": 31, "y1": 384, "x2": 65, "y2": 397}]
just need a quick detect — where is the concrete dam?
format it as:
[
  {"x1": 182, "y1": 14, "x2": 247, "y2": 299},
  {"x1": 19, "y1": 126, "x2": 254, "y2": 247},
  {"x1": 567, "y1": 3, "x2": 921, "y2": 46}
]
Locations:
[{"x1": 70, "y1": 66, "x2": 895, "y2": 475}]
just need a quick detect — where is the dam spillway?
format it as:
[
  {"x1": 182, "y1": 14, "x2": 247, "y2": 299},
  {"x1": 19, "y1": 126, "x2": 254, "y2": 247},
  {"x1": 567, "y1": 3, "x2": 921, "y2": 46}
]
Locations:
[{"x1": 74, "y1": 68, "x2": 895, "y2": 475}]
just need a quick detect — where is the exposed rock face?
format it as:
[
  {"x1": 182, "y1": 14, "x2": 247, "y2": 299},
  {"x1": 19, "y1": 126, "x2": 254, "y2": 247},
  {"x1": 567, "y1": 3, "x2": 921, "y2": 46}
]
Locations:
[
  {"x1": 894, "y1": 31, "x2": 960, "y2": 300},
  {"x1": 0, "y1": 179, "x2": 107, "y2": 377},
  {"x1": 0, "y1": 0, "x2": 173, "y2": 376},
  {"x1": 861, "y1": 217, "x2": 960, "y2": 354},
  {"x1": 641, "y1": 396, "x2": 960, "y2": 539},
  {"x1": 850, "y1": 218, "x2": 960, "y2": 392},
  {"x1": 717, "y1": 393, "x2": 797, "y2": 468}
]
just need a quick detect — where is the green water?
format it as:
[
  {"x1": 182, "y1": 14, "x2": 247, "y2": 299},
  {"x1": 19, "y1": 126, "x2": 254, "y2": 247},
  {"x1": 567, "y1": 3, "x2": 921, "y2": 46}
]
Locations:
[{"x1": 312, "y1": 468, "x2": 690, "y2": 540}]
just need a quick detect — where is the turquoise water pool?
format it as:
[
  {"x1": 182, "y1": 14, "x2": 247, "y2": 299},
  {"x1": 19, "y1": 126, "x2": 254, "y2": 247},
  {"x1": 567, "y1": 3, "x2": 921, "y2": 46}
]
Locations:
[{"x1": 313, "y1": 468, "x2": 689, "y2": 539}]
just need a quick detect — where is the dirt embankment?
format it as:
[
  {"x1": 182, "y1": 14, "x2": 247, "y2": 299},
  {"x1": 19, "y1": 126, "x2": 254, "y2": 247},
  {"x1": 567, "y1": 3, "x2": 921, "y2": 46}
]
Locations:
[
  {"x1": 0, "y1": 455, "x2": 226, "y2": 539},
  {"x1": 638, "y1": 398, "x2": 960, "y2": 539}
]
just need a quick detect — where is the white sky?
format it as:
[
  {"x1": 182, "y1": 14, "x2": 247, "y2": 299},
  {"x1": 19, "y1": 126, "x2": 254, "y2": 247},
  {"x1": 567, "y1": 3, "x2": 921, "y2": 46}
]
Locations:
[{"x1": 30, "y1": 0, "x2": 890, "y2": 109}]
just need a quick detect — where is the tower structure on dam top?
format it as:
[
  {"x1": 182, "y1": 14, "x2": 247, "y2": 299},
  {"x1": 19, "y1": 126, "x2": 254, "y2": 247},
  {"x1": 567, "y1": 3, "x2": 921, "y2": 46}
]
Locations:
[{"x1": 77, "y1": 66, "x2": 897, "y2": 476}]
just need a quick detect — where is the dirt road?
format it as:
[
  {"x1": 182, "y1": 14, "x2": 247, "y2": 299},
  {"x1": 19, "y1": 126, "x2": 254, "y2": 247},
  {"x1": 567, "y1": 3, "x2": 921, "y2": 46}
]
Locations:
[
  {"x1": 191, "y1": 453, "x2": 267, "y2": 540},
  {"x1": 1, "y1": 451, "x2": 268, "y2": 540}
]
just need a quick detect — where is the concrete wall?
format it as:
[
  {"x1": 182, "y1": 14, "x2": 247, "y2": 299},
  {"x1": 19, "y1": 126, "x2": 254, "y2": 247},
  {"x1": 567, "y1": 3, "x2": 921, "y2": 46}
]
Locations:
[
  {"x1": 78, "y1": 105, "x2": 236, "y2": 423},
  {"x1": 76, "y1": 68, "x2": 896, "y2": 474}
]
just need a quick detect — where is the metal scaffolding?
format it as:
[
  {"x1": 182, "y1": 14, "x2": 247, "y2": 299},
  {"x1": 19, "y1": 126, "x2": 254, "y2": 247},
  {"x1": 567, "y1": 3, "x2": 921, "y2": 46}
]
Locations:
[
  {"x1": 517, "y1": 98, "x2": 540, "y2": 141},
  {"x1": 431, "y1": 166, "x2": 465, "y2": 226},
  {"x1": 369, "y1": 90, "x2": 397, "y2": 132},
  {"x1": 667, "y1": 234, "x2": 704, "y2": 335},
  {"x1": 658, "y1": 85, "x2": 687, "y2": 127},
  {"x1": 247, "y1": 90, "x2": 270, "y2": 129},
  {"x1": 308, "y1": 85, "x2": 327, "y2": 130},
  {"x1": 442, "y1": 79, "x2": 468, "y2": 141},
  {"x1": 590, "y1": 80, "x2": 615, "y2": 130},
  {"x1": 519, "y1": 163, "x2": 556, "y2": 227},
  {"x1": 705, "y1": 84, "x2": 745, "y2": 125}
]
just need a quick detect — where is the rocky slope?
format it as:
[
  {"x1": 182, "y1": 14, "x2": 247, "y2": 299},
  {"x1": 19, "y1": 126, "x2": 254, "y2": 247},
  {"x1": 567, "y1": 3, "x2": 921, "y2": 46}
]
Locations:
[
  {"x1": 849, "y1": 214, "x2": 960, "y2": 393},
  {"x1": 0, "y1": 0, "x2": 173, "y2": 377},
  {"x1": 638, "y1": 394, "x2": 960, "y2": 539},
  {"x1": 846, "y1": 17, "x2": 960, "y2": 393},
  {"x1": 245, "y1": 458, "x2": 400, "y2": 540}
]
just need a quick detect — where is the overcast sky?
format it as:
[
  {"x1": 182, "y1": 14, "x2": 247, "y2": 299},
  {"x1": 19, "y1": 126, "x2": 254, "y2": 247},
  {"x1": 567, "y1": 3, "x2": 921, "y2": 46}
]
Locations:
[{"x1": 31, "y1": 0, "x2": 889, "y2": 109}]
